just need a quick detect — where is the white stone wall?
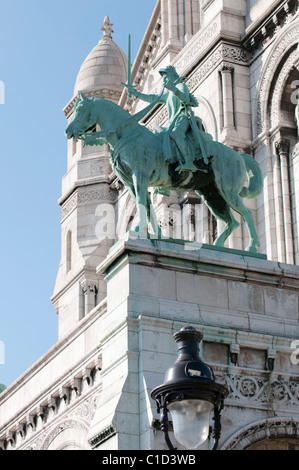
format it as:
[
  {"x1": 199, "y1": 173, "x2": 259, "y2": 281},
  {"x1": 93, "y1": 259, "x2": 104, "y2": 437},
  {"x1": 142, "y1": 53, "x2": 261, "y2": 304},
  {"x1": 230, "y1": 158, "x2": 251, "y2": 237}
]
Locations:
[
  {"x1": 87, "y1": 235, "x2": 299, "y2": 450},
  {"x1": 0, "y1": 302, "x2": 106, "y2": 450}
]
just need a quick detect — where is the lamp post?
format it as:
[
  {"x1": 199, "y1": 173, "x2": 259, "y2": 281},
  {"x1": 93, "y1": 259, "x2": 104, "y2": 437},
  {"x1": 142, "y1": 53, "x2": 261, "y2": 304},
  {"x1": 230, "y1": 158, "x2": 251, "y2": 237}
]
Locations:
[{"x1": 151, "y1": 326, "x2": 229, "y2": 450}]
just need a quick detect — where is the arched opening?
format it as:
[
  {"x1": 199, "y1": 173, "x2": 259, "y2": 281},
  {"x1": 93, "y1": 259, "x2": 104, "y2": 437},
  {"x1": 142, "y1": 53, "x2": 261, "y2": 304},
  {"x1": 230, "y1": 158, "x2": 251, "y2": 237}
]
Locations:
[
  {"x1": 222, "y1": 418, "x2": 299, "y2": 450},
  {"x1": 246, "y1": 437, "x2": 299, "y2": 450}
]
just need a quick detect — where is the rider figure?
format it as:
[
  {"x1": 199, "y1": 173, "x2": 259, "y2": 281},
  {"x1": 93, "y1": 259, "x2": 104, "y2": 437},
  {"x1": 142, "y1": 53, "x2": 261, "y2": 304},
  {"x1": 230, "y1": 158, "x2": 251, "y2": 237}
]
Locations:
[{"x1": 125, "y1": 65, "x2": 210, "y2": 172}]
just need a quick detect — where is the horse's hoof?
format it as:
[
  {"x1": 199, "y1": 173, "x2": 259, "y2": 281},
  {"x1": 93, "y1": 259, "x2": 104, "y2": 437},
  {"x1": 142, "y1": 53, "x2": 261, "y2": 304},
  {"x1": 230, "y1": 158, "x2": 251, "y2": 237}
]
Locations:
[{"x1": 246, "y1": 245, "x2": 258, "y2": 253}]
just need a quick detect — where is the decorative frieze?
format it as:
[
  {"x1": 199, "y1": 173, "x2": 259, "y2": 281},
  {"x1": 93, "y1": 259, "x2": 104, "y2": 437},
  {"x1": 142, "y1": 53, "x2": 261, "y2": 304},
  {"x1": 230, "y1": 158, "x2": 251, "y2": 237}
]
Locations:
[
  {"x1": 61, "y1": 186, "x2": 116, "y2": 222},
  {"x1": 216, "y1": 370, "x2": 299, "y2": 410},
  {"x1": 77, "y1": 187, "x2": 115, "y2": 204}
]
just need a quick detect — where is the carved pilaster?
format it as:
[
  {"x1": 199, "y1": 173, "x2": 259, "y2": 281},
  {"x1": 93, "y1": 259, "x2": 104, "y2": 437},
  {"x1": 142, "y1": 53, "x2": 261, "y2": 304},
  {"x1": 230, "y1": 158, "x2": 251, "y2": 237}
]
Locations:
[
  {"x1": 80, "y1": 280, "x2": 98, "y2": 317},
  {"x1": 219, "y1": 64, "x2": 235, "y2": 131},
  {"x1": 275, "y1": 138, "x2": 294, "y2": 264},
  {"x1": 275, "y1": 138, "x2": 290, "y2": 157}
]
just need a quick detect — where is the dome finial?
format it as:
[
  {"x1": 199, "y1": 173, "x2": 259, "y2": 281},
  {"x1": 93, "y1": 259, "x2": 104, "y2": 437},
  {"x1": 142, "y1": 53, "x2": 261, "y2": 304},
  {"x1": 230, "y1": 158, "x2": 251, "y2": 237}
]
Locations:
[{"x1": 101, "y1": 15, "x2": 114, "y2": 39}]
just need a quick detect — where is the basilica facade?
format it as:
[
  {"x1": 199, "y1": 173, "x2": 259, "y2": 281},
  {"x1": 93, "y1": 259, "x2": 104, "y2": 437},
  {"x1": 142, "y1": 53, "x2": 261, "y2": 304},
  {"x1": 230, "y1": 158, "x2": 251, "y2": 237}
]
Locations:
[{"x1": 1, "y1": 0, "x2": 299, "y2": 451}]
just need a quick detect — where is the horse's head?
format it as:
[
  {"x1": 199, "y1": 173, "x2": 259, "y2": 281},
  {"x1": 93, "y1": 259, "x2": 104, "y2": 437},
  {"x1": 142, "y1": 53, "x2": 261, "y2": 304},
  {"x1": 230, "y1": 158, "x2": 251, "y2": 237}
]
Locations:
[{"x1": 65, "y1": 93, "x2": 97, "y2": 141}]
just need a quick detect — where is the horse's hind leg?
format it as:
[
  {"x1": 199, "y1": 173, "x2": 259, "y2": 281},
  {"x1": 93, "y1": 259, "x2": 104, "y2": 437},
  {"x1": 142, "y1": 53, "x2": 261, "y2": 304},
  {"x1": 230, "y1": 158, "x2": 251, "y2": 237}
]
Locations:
[
  {"x1": 220, "y1": 190, "x2": 260, "y2": 253},
  {"x1": 146, "y1": 192, "x2": 163, "y2": 239},
  {"x1": 196, "y1": 190, "x2": 239, "y2": 247}
]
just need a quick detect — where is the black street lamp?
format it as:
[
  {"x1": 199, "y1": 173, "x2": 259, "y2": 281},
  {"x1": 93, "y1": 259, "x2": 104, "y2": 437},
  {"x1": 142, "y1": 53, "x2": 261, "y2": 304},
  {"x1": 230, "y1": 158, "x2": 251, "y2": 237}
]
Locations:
[{"x1": 151, "y1": 326, "x2": 229, "y2": 450}]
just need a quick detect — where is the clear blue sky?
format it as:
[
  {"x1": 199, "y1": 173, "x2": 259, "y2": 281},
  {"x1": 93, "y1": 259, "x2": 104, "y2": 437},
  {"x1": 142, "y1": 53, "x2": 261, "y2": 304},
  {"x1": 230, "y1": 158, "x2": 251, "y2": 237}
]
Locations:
[{"x1": 0, "y1": 0, "x2": 157, "y2": 387}]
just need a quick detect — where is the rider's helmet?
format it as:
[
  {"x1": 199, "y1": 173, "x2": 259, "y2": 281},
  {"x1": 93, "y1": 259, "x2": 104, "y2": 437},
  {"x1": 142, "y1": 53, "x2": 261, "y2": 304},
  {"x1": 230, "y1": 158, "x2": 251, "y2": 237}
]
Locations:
[{"x1": 159, "y1": 65, "x2": 187, "y2": 84}]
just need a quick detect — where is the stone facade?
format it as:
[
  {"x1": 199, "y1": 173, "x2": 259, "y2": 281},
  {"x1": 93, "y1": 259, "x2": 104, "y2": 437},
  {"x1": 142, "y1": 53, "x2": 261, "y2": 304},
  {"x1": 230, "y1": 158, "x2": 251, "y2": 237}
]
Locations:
[{"x1": 1, "y1": 0, "x2": 299, "y2": 451}]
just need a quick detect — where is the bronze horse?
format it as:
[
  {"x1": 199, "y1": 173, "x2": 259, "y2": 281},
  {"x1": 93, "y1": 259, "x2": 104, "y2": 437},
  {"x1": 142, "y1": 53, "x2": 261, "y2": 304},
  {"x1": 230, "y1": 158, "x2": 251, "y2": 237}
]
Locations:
[{"x1": 65, "y1": 93, "x2": 263, "y2": 252}]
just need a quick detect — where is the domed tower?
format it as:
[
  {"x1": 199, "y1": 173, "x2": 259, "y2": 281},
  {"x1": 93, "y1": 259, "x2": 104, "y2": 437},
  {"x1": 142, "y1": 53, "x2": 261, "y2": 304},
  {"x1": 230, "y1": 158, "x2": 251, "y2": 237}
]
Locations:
[
  {"x1": 74, "y1": 15, "x2": 127, "y2": 100},
  {"x1": 52, "y1": 16, "x2": 128, "y2": 339}
]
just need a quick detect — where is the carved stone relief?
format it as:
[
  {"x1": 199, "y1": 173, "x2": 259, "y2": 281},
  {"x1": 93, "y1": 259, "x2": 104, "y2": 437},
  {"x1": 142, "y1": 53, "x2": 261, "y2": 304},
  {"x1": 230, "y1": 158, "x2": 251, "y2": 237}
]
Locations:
[{"x1": 255, "y1": 20, "x2": 299, "y2": 137}]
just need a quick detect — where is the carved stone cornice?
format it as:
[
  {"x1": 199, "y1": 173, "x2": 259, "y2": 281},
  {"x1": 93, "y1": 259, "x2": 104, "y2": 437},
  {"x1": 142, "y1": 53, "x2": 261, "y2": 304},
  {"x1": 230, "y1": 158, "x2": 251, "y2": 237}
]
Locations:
[
  {"x1": 243, "y1": 0, "x2": 298, "y2": 54},
  {"x1": 60, "y1": 185, "x2": 117, "y2": 223},
  {"x1": 0, "y1": 349, "x2": 103, "y2": 450}
]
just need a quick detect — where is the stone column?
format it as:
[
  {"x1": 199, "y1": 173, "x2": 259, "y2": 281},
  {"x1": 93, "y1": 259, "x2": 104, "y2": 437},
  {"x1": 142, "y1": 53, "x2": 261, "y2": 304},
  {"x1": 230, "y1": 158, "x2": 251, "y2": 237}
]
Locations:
[
  {"x1": 161, "y1": 0, "x2": 169, "y2": 47},
  {"x1": 168, "y1": 0, "x2": 179, "y2": 42},
  {"x1": 292, "y1": 144, "x2": 299, "y2": 263},
  {"x1": 185, "y1": 0, "x2": 193, "y2": 41},
  {"x1": 273, "y1": 141, "x2": 286, "y2": 262},
  {"x1": 275, "y1": 139, "x2": 294, "y2": 264},
  {"x1": 220, "y1": 65, "x2": 235, "y2": 131},
  {"x1": 191, "y1": 0, "x2": 201, "y2": 36},
  {"x1": 263, "y1": 136, "x2": 278, "y2": 261},
  {"x1": 200, "y1": 204, "x2": 210, "y2": 244},
  {"x1": 178, "y1": 0, "x2": 185, "y2": 43},
  {"x1": 81, "y1": 280, "x2": 98, "y2": 317}
]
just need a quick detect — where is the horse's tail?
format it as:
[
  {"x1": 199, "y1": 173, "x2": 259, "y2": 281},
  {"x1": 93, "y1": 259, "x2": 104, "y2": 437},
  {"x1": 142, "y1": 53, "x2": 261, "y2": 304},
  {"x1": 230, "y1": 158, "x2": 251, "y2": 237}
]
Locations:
[{"x1": 239, "y1": 154, "x2": 264, "y2": 199}]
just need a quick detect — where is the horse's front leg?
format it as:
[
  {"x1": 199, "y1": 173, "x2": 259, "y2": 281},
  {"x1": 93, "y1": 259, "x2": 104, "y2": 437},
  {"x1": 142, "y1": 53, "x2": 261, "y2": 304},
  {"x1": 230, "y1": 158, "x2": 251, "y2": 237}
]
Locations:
[{"x1": 132, "y1": 171, "x2": 151, "y2": 238}]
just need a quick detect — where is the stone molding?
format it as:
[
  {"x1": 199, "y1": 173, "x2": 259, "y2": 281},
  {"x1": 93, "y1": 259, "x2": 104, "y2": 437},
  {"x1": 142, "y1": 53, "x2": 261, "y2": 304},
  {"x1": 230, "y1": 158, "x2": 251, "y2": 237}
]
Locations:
[
  {"x1": 88, "y1": 424, "x2": 116, "y2": 449},
  {"x1": 61, "y1": 185, "x2": 116, "y2": 223},
  {"x1": 255, "y1": 18, "x2": 299, "y2": 137},
  {"x1": 269, "y1": 48, "x2": 298, "y2": 130},
  {"x1": 202, "y1": 0, "x2": 216, "y2": 12},
  {"x1": 222, "y1": 417, "x2": 299, "y2": 450}
]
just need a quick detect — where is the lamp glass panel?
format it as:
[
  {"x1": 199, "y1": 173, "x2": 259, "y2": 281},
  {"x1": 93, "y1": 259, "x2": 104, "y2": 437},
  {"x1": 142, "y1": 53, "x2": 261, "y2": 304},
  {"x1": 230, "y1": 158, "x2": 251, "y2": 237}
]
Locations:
[{"x1": 168, "y1": 399, "x2": 213, "y2": 449}]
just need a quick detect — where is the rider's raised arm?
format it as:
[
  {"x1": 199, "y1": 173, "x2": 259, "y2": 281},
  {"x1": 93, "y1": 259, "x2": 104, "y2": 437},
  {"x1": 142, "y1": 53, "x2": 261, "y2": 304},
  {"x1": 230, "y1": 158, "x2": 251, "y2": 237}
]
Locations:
[{"x1": 127, "y1": 85, "x2": 166, "y2": 104}]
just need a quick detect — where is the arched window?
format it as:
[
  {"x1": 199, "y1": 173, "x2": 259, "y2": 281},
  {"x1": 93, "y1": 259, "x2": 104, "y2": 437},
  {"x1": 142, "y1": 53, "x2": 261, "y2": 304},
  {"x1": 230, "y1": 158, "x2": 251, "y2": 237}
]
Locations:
[{"x1": 66, "y1": 231, "x2": 72, "y2": 273}]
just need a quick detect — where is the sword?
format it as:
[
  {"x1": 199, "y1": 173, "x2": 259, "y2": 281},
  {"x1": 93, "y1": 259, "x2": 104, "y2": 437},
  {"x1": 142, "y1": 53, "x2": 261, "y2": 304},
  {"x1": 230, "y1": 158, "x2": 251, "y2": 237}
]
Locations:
[{"x1": 121, "y1": 34, "x2": 137, "y2": 98}]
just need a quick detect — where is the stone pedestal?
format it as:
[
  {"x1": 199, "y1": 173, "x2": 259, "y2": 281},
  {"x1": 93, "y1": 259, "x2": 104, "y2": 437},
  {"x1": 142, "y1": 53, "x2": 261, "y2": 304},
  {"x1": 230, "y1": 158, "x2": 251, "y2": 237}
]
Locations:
[{"x1": 87, "y1": 233, "x2": 299, "y2": 450}]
